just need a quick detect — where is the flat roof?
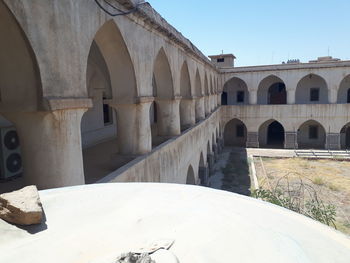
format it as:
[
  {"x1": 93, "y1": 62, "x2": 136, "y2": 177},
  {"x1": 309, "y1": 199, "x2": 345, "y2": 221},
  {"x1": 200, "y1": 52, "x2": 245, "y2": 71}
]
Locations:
[{"x1": 209, "y1": 54, "x2": 236, "y2": 59}]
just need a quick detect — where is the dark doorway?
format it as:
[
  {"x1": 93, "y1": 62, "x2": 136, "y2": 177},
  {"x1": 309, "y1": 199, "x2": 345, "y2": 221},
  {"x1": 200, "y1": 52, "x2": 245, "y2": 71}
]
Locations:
[
  {"x1": 221, "y1": 92, "x2": 228, "y2": 105},
  {"x1": 267, "y1": 121, "x2": 284, "y2": 146},
  {"x1": 268, "y1": 83, "x2": 286, "y2": 104},
  {"x1": 346, "y1": 127, "x2": 350, "y2": 149}
]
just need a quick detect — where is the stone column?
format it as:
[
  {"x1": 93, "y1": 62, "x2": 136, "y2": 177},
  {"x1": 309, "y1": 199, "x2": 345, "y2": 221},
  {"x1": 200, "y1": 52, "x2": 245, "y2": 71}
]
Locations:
[
  {"x1": 287, "y1": 90, "x2": 296, "y2": 104},
  {"x1": 156, "y1": 97, "x2": 181, "y2": 136},
  {"x1": 249, "y1": 90, "x2": 258, "y2": 105},
  {"x1": 328, "y1": 89, "x2": 338, "y2": 104},
  {"x1": 180, "y1": 98, "x2": 196, "y2": 130},
  {"x1": 195, "y1": 96, "x2": 205, "y2": 122},
  {"x1": 208, "y1": 95, "x2": 213, "y2": 112},
  {"x1": 326, "y1": 133, "x2": 341, "y2": 150},
  {"x1": 246, "y1": 132, "x2": 259, "y2": 148},
  {"x1": 4, "y1": 98, "x2": 92, "y2": 189},
  {"x1": 109, "y1": 97, "x2": 153, "y2": 155},
  {"x1": 199, "y1": 165, "x2": 209, "y2": 186},
  {"x1": 204, "y1": 96, "x2": 210, "y2": 116},
  {"x1": 217, "y1": 93, "x2": 221, "y2": 106},
  {"x1": 284, "y1": 131, "x2": 298, "y2": 149}
]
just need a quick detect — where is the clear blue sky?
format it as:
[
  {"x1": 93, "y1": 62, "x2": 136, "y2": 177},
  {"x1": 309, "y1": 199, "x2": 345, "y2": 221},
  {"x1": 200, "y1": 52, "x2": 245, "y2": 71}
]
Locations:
[{"x1": 146, "y1": 0, "x2": 350, "y2": 67}]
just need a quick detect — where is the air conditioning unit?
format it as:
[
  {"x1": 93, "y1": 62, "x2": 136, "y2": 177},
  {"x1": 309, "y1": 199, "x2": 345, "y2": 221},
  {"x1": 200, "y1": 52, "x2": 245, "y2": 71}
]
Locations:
[{"x1": 0, "y1": 126, "x2": 23, "y2": 180}]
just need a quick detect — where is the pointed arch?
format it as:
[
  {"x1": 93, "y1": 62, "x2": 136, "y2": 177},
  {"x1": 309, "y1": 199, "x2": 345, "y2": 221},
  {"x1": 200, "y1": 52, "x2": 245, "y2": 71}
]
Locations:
[
  {"x1": 195, "y1": 69, "x2": 202, "y2": 97},
  {"x1": 223, "y1": 77, "x2": 249, "y2": 105},
  {"x1": 259, "y1": 119, "x2": 285, "y2": 148},
  {"x1": 295, "y1": 74, "x2": 328, "y2": 104},
  {"x1": 340, "y1": 122, "x2": 350, "y2": 149},
  {"x1": 186, "y1": 165, "x2": 196, "y2": 185},
  {"x1": 224, "y1": 118, "x2": 247, "y2": 147},
  {"x1": 204, "y1": 74, "x2": 209, "y2": 95},
  {"x1": 257, "y1": 75, "x2": 286, "y2": 105},
  {"x1": 0, "y1": 1, "x2": 41, "y2": 111},
  {"x1": 297, "y1": 120, "x2": 326, "y2": 149},
  {"x1": 180, "y1": 61, "x2": 191, "y2": 99},
  {"x1": 199, "y1": 152, "x2": 205, "y2": 167},
  {"x1": 93, "y1": 20, "x2": 137, "y2": 104},
  {"x1": 153, "y1": 47, "x2": 174, "y2": 99},
  {"x1": 337, "y1": 74, "x2": 350, "y2": 104}
]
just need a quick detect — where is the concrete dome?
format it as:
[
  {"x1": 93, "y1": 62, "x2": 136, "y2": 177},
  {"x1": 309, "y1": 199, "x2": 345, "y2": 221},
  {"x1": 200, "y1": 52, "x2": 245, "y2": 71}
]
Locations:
[{"x1": 0, "y1": 183, "x2": 349, "y2": 262}]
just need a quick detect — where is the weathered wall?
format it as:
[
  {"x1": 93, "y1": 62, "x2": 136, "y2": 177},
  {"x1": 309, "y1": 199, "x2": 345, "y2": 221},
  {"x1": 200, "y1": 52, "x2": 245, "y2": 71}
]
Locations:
[{"x1": 99, "y1": 110, "x2": 220, "y2": 184}]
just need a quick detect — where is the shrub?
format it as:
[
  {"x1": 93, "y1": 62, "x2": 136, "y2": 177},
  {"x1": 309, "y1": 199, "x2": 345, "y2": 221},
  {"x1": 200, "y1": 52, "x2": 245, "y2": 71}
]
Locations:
[{"x1": 251, "y1": 179, "x2": 337, "y2": 228}]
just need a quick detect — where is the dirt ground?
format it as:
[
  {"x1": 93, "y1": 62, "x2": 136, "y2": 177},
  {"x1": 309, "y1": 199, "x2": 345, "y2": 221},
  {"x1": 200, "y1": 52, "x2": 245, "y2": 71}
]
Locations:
[{"x1": 254, "y1": 157, "x2": 350, "y2": 235}]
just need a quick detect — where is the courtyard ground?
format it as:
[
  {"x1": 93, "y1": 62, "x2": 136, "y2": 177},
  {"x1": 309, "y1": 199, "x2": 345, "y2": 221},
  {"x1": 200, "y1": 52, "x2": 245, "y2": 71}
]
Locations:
[
  {"x1": 210, "y1": 147, "x2": 350, "y2": 235},
  {"x1": 254, "y1": 157, "x2": 350, "y2": 235}
]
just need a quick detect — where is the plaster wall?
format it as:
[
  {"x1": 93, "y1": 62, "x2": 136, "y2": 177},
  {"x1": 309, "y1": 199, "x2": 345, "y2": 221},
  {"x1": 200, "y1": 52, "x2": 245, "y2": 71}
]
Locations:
[{"x1": 99, "y1": 110, "x2": 220, "y2": 184}]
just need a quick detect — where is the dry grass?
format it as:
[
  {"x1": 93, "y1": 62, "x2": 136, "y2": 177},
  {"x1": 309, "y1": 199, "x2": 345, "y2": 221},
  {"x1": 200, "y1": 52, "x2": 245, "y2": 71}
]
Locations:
[{"x1": 254, "y1": 157, "x2": 350, "y2": 235}]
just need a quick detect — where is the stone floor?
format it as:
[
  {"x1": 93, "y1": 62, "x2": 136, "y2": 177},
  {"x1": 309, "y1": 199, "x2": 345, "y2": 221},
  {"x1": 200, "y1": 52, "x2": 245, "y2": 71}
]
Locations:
[{"x1": 209, "y1": 147, "x2": 251, "y2": 195}]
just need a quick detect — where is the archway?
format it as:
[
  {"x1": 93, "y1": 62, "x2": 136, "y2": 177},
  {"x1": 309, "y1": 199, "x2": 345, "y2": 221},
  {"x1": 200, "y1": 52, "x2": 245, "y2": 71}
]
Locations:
[
  {"x1": 0, "y1": 1, "x2": 42, "y2": 191},
  {"x1": 297, "y1": 120, "x2": 326, "y2": 149},
  {"x1": 204, "y1": 74, "x2": 210, "y2": 116},
  {"x1": 186, "y1": 165, "x2": 196, "y2": 185},
  {"x1": 198, "y1": 152, "x2": 208, "y2": 186},
  {"x1": 340, "y1": 123, "x2": 350, "y2": 149},
  {"x1": 224, "y1": 119, "x2": 247, "y2": 147},
  {"x1": 257, "y1": 76, "x2": 286, "y2": 105},
  {"x1": 194, "y1": 70, "x2": 203, "y2": 122},
  {"x1": 153, "y1": 48, "x2": 179, "y2": 139},
  {"x1": 83, "y1": 20, "x2": 137, "y2": 184},
  {"x1": 179, "y1": 61, "x2": 192, "y2": 130},
  {"x1": 295, "y1": 74, "x2": 328, "y2": 104},
  {"x1": 337, "y1": 75, "x2": 350, "y2": 104},
  {"x1": 259, "y1": 120, "x2": 285, "y2": 148},
  {"x1": 223, "y1": 77, "x2": 249, "y2": 105},
  {"x1": 268, "y1": 82, "x2": 286, "y2": 104}
]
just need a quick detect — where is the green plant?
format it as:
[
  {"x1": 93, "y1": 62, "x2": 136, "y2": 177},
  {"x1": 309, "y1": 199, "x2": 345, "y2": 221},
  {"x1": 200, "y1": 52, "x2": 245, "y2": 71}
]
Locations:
[
  {"x1": 312, "y1": 177, "x2": 325, "y2": 186},
  {"x1": 251, "y1": 178, "x2": 337, "y2": 228}
]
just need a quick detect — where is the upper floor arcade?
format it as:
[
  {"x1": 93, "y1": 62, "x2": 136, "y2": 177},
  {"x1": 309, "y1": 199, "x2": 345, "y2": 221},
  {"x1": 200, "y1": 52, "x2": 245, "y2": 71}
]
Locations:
[{"x1": 220, "y1": 61, "x2": 350, "y2": 106}]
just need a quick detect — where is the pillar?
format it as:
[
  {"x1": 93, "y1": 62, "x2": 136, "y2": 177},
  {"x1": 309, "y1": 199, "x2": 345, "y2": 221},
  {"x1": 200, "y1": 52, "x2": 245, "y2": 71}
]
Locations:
[
  {"x1": 326, "y1": 133, "x2": 341, "y2": 150},
  {"x1": 180, "y1": 98, "x2": 196, "y2": 130},
  {"x1": 287, "y1": 89, "x2": 296, "y2": 104},
  {"x1": 217, "y1": 93, "x2": 221, "y2": 106},
  {"x1": 156, "y1": 97, "x2": 181, "y2": 136},
  {"x1": 328, "y1": 89, "x2": 338, "y2": 104},
  {"x1": 195, "y1": 96, "x2": 205, "y2": 122},
  {"x1": 284, "y1": 131, "x2": 298, "y2": 149},
  {"x1": 246, "y1": 132, "x2": 259, "y2": 148},
  {"x1": 110, "y1": 97, "x2": 153, "y2": 155},
  {"x1": 204, "y1": 96, "x2": 210, "y2": 116},
  {"x1": 4, "y1": 99, "x2": 91, "y2": 189},
  {"x1": 249, "y1": 90, "x2": 258, "y2": 105},
  {"x1": 199, "y1": 165, "x2": 209, "y2": 186}
]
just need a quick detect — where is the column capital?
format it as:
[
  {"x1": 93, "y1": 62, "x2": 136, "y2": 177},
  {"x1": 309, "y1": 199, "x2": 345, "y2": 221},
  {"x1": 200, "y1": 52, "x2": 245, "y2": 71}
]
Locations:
[
  {"x1": 41, "y1": 97, "x2": 93, "y2": 111},
  {"x1": 155, "y1": 95, "x2": 182, "y2": 102},
  {"x1": 104, "y1": 96, "x2": 155, "y2": 107}
]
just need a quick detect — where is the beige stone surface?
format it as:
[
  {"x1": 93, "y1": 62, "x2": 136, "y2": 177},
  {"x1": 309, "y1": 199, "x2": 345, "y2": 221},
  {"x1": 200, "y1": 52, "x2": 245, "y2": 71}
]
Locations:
[{"x1": 0, "y1": 185, "x2": 43, "y2": 225}]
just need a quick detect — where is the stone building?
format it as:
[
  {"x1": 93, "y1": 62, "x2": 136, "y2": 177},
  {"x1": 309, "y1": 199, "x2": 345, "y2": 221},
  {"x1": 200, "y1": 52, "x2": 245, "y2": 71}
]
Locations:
[{"x1": 0, "y1": 0, "x2": 349, "y2": 192}]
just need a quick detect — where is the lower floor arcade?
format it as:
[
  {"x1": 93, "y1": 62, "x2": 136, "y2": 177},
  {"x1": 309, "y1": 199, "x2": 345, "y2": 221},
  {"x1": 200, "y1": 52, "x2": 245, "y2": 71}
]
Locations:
[{"x1": 224, "y1": 118, "x2": 350, "y2": 150}]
